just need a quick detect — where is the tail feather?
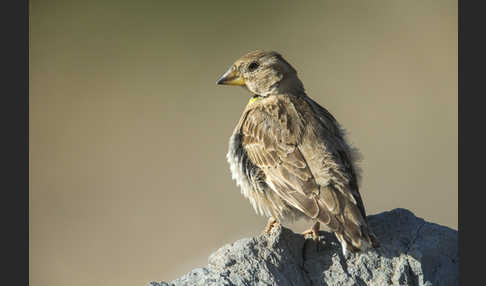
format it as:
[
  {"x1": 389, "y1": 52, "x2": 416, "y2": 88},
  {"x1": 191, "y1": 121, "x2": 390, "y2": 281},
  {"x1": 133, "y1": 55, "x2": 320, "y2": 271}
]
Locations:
[{"x1": 315, "y1": 185, "x2": 379, "y2": 254}]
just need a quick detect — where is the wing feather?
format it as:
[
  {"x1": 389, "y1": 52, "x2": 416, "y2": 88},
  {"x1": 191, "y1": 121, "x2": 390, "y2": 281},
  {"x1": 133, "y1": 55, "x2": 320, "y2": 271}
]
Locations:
[{"x1": 240, "y1": 100, "x2": 320, "y2": 219}]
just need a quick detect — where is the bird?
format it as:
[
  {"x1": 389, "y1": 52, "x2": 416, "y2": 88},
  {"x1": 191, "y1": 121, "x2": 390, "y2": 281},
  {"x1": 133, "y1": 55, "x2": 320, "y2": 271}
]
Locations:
[{"x1": 216, "y1": 50, "x2": 379, "y2": 255}]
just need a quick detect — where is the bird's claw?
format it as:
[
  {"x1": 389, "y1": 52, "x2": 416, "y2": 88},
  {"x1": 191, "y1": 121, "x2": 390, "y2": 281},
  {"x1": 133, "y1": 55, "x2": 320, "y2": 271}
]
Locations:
[
  {"x1": 301, "y1": 221, "x2": 320, "y2": 241},
  {"x1": 264, "y1": 217, "x2": 280, "y2": 234}
]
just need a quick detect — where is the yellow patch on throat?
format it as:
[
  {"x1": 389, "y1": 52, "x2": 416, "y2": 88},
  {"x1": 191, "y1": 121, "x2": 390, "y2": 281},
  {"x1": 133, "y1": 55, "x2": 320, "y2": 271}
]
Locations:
[{"x1": 249, "y1": 95, "x2": 262, "y2": 104}]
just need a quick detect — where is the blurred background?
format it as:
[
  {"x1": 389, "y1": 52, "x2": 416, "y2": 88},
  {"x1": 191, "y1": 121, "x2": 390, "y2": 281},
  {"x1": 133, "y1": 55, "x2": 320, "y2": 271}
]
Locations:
[{"x1": 30, "y1": 0, "x2": 457, "y2": 285}]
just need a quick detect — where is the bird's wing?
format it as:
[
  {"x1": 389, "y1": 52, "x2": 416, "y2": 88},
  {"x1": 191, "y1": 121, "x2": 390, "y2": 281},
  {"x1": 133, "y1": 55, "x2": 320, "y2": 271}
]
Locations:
[
  {"x1": 295, "y1": 95, "x2": 379, "y2": 249},
  {"x1": 240, "y1": 99, "x2": 338, "y2": 228},
  {"x1": 298, "y1": 95, "x2": 368, "y2": 220}
]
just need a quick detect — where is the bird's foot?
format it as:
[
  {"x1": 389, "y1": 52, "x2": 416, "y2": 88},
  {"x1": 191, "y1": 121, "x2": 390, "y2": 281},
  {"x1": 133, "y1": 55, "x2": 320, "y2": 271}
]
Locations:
[
  {"x1": 302, "y1": 222, "x2": 323, "y2": 258},
  {"x1": 264, "y1": 216, "x2": 280, "y2": 234},
  {"x1": 301, "y1": 221, "x2": 320, "y2": 241}
]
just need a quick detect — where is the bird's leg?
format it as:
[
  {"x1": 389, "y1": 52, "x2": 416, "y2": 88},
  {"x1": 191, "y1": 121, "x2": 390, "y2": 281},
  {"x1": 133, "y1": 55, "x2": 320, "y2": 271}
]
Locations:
[
  {"x1": 265, "y1": 216, "x2": 280, "y2": 233},
  {"x1": 301, "y1": 221, "x2": 320, "y2": 241}
]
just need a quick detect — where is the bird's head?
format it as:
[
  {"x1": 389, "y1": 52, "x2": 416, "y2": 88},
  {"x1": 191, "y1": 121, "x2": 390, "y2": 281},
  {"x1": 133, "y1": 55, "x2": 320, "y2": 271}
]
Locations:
[{"x1": 216, "y1": 50, "x2": 304, "y2": 96}]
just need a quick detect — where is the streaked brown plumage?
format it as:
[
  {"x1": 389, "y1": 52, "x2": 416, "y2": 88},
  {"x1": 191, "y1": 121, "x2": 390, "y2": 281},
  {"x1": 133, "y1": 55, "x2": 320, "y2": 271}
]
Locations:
[{"x1": 217, "y1": 50, "x2": 379, "y2": 255}]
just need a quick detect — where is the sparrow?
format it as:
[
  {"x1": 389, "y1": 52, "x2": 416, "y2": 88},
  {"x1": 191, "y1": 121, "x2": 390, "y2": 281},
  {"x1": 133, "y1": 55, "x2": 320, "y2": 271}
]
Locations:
[{"x1": 217, "y1": 50, "x2": 379, "y2": 255}]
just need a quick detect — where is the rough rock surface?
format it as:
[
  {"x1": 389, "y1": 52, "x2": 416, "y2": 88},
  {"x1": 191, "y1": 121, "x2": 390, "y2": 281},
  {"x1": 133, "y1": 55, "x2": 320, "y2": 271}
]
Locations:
[{"x1": 148, "y1": 208, "x2": 458, "y2": 286}]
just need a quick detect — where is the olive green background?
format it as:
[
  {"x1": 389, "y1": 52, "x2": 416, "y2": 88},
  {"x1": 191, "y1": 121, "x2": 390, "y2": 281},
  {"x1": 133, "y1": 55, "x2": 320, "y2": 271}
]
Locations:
[{"x1": 30, "y1": 1, "x2": 457, "y2": 285}]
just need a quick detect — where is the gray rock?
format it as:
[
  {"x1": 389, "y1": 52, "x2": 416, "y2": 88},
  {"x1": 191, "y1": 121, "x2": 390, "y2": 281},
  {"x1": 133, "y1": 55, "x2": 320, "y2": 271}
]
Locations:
[{"x1": 149, "y1": 208, "x2": 458, "y2": 286}]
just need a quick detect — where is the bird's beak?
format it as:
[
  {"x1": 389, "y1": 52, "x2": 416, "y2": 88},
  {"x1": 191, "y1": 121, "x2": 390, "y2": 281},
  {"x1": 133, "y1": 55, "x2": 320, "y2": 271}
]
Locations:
[{"x1": 216, "y1": 66, "x2": 245, "y2": 86}]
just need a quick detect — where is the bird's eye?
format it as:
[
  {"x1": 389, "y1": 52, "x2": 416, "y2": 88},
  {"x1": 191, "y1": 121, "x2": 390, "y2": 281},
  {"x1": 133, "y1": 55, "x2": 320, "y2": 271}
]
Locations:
[{"x1": 248, "y1": 61, "x2": 260, "y2": 72}]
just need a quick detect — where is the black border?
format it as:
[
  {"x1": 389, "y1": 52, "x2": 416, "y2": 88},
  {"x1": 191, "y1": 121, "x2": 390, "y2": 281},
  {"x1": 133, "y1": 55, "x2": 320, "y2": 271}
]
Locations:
[
  {"x1": 459, "y1": 0, "x2": 483, "y2": 285},
  {"x1": 2, "y1": 0, "x2": 29, "y2": 284}
]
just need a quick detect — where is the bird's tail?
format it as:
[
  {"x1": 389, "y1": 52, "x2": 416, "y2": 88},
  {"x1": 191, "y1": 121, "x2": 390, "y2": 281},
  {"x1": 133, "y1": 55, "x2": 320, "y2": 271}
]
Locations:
[
  {"x1": 334, "y1": 225, "x2": 380, "y2": 256},
  {"x1": 314, "y1": 185, "x2": 380, "y2": 255}
]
